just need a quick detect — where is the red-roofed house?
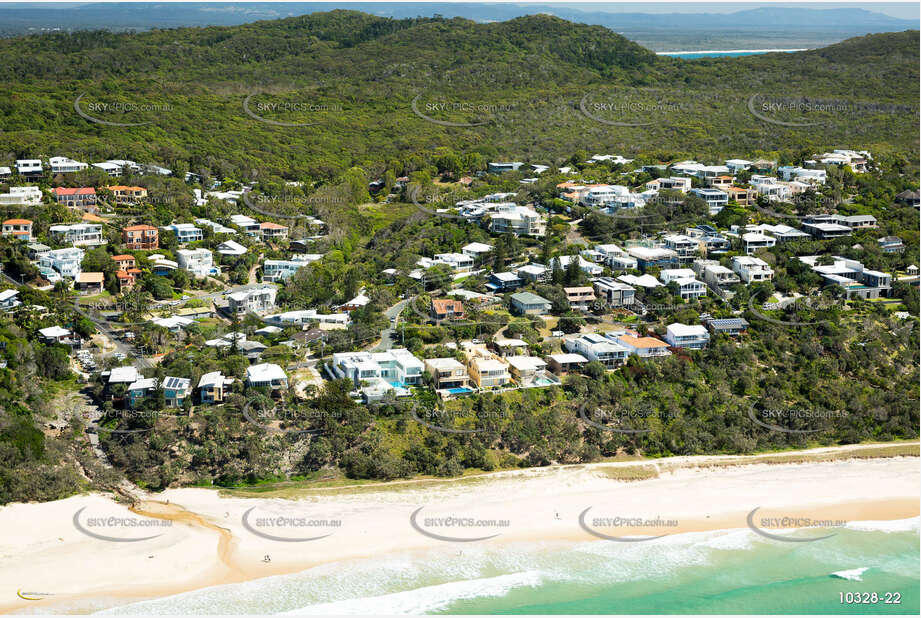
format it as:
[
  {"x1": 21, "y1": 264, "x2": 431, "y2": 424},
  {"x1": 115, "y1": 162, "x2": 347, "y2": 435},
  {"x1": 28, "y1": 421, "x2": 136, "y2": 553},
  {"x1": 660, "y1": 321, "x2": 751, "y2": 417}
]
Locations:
[
  {"x1": 430, "y1": 298, "x2": 465, "y2": 321},
  {"x1": 260, "y1": 222, "x2": 289, "y2": 240},
  {"x1": 1, "y1": 219, "x2": 33, "y2": 241},
  {"x1": 53, "y1": 187, "x2": 97, "y2": 211},
  {"x1": 112, "y1": 254, "x2": 136, "y2": 271},
  {"x1": 123, "y1": 224, "x2": 158, "y2": 250}
]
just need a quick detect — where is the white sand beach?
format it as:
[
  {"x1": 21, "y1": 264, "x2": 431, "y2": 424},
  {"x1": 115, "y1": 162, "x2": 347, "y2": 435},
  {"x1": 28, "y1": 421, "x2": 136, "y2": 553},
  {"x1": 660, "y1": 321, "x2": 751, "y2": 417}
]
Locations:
[{"x1": 1, "y1": 443, "x2": 917, "y2": 614}]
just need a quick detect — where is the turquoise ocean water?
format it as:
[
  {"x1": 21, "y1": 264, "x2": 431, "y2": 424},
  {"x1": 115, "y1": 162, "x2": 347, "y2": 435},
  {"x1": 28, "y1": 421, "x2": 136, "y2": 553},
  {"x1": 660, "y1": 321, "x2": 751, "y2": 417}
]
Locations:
[{"x1": 96, "y1": 518, "x2": 919, "y2": 615}]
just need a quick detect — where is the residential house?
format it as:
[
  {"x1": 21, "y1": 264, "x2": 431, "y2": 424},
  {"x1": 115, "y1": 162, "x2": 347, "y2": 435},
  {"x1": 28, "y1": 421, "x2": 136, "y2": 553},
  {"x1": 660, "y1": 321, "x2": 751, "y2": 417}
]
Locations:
[
  {"x1": 741, "y1": 232, "x2": 776, "y2": 255},
  {"x1": 895, "y1": 190, "x2": 919, "y2": 207},
  {"x1": 53, "y1": 187, "x2": 97, "y2": 211},
  {"x1": 564, "y1": 333, "x2": 629, "y2": 369},
  {"x1": 466, "y1": 350, "x2": 511, "y2": 389},
  {"x1": 625, "y1": 246, "x2": 679, "y2": 269},
  {"x1": 487, "y1": 162, "x2": 524, "y2": 173},
  {"x1": 461, "y1": 242, "x2": 492, "y2": 260},
  {"x1": 75, "y1": 272, "x2": 104, "y2": 295},
  {"x1": 245, "y1": 363, "x2": 288, "y2": 391},
  {"x1": 0, "y1": 289, "x2": 21, "y2": 311},
  {"x1": 662, "y1": 234, "x2": 701, "y2": 264},
  {"x1": 15, "y1": 159, "x2": 43, "y2": 178},
  {"x1": 490, "y1": 338, "x2": 529, "y2": 357},
  {"x1": 27, "y1": 242, "x2": 50, "y2": 259},
  {"x1": 49, "y1": 156, "x2": 87, "y2": 174},
  {"x1": 1, "y1": 219, "x2": 32, "y2": 241},
  {"x1": 615, "y1": 332, "x2": 672, "y2": 358},
  {"x1": 163, "y1": 223, "x2": 203, "y2": 243},
  {"x1": 595, "y1": 244, "x2": 638, "y2": 270},
  {"x1": 516, "y1": 263, "x2": 550, "y2": 282},
  {"x1": 547, "y1": 352, "x2": 588, "y2": 375},
  {"x1": 0, "y1": 186, "x2": 42, "y2": 205},
  {"x1": 198, "y1": 372, "x2": 235, "y2": 404},
  {"x1": 725, "y1": 159, "x2": 752, "y2": 173},
  {"x1": 694, "y1": 260, "x2": 741, "y2": 291},
  {"x1": 552, "y1": 255, "x2": 603, "y2": 276},
  {"x1": 111, "y1": 254, "x2": 136, "y2": 271},
  {"x1": 49, "y1": 223, "x2": 104, "y2": 247},
  {"x1": 592, "y1": 277, "x2": 636, "y2": 307},
  {"x1": 176, "y1": 248, "x2": 217, "y2": 278},
  {"x1": 724, "y1": 186, "x2": 757, "y2": 206},
  {"x1": 800, "y1": 216, "x2": 852, "y2": 239},
  {"x1": 689, "y1": 188, "x2": 729, "y2": 215},
  {"x1": 732, "y1": 256, "x2": 774, "y2": 283},
  {"x1": 564, "y1": 286, "x2": 596, "y2": 311},
  {"x1": 840, "y1": 215, "x2": 877, "y2": 230},
  {"x1": 216, "y1": 240, "x2": 247, "y2": 256},
  {"x1": 262, "y1": 255, "x2": 322, "y2": 282},
  {"x1": 488, "y1": 204, "x2": 545, "y2": 237},
  {"x1": 750, "y1": 176, "x2": 791, "y2": 201},
  {"x1": 645, "y1": 177, "x2": 691, "y2": 193},
  {"x1": 664, "y1": 323, "x2": 710, "y2": 349},
  {"x1": 510, "y1": 291, "x2": 552, "y2": 315},
  {"x1": 260, "y1": 222, "x2": 289, "y2": 240},
  {"x1": 39, "y1": 325, "x2": 78, "y2": 346},
  {"x1": 486, "y1": 271, "x2": 523, "y2": 292},
  {"x1": 798, "y1": 255, "x2": 892, "y2": 299},
  {"x1": 878, "y1": 236, "x2": 905, "y2": 254},
  {"x1": 424, "y1": 358, "x2": 470, "y2": 391},
  {"x1": 229, "y1": 214, "x2": 261, "y2": 236},
  {"x1": 705, "y1": 317, "x2": 749, "y2": 336},
  {"x1": 162, "y1": 376, "x2": 192, "y2": 407},
  {"x1": 227, "y1": 286, "x2": 277, "y2": 315},
  {"x1": 107, "y1": 185, "x2": 148, "y2": 205},
  {"x1": 431, "y1": 298, "x2": 465, "y2": 321},
  {"x1": 123, "y1": 224, "x2": 158, "y2": 250},
  {"x1": 747, "y1": 223, "x2": 810, "y2": 243},
  {"x1": 39, "y1": 247, "x2": 84, "y2": 278},
  {"x1": 506, "y1": 355, "x2": 559, "y2": 387},
  {"x1": 658, "y1": 269, "x2": 706, "y2": 300}
]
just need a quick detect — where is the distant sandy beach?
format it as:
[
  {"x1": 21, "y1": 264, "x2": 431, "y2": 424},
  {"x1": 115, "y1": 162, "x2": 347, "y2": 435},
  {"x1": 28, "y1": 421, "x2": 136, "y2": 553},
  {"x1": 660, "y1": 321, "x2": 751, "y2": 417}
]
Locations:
[{"x1": 1, "y1": 443, "x2": 918, "y2": 614}]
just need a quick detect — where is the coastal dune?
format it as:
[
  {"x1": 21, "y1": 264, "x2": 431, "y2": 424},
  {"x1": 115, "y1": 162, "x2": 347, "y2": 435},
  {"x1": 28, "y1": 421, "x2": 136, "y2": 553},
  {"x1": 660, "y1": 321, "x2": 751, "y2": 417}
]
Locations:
[{"x1": 1, "y1": 444, "x2": 918, "y2": 614}]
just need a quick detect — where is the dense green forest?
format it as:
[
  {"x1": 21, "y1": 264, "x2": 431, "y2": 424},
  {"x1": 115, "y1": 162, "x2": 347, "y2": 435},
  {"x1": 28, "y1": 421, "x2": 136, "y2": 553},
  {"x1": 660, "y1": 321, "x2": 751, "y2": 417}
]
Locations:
[{"x1": 0, "y1": 11, "x2": 918, "y2": 183}]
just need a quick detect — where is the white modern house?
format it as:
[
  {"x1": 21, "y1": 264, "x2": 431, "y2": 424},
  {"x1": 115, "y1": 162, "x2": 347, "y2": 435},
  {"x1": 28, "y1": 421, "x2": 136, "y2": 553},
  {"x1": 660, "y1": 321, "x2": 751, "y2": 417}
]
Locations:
[
  {"x1": 15, "y1": 159, "x2": 43, "y2": 177},
  {"x1": 741, "y1": 232, "x2": 777, "y2": 255},
  {"x1": 163, "y1": 223, "x2": 203, "y2": 243},
  {"x1": 245, "y1": 363, "x2": 288, "y2": 390},
  {"x1": 664, "y1": 323, "x2": 710, "y2": 349},
  {"x1": 262, "y1": 254, "x2": 322, "y2": 282},
  {"x1": 227, "y1": 286, "x2": 277, "y2": 315},
  {"x1": 48, "y1": 223, "x2": 104, "y2": 246},
  {"x1": 563, "y1": 333, "x2": 630, "y2": 369},
  {"x1": 732, "y1": 256, "x2": 775, "y2": 283},
  {"x1": 689, "y1": 188, "x2": 729, "y2": 215},
  {"x1": 49, "y1": 156, "x2": 88, "y2": 174},
  {"x1": 0, "y1": 185, "x2": 42, "y2": 206},
  {"x1": 39, "y1": 247, "x2": 85, "y2": 278},
  {"x1": 176, "y1": 248, "x2": 217, "y2": 278}
]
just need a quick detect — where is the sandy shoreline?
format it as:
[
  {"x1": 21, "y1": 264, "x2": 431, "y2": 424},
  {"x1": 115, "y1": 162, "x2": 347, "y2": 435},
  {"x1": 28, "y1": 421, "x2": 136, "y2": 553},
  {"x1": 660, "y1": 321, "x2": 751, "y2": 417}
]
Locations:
[{"x1": 1, "y1": 445, "x2": 918, "y2": 614}]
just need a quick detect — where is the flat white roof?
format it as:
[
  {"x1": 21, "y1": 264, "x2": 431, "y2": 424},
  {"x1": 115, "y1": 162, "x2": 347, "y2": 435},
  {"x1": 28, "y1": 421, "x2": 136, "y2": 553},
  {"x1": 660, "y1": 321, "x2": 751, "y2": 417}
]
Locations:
[{"x1": 246, "y1": 363, "x2": 287, "y2": 382}]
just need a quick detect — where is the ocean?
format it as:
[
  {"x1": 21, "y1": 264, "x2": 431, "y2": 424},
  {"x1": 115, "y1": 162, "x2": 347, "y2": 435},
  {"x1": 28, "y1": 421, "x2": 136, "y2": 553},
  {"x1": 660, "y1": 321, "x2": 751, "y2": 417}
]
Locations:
[
  {"x1": 658, "y1": 49, "x2": 807, "y2": 59},
  {"x1": 99, "y1": 518, "x2": 919, "y2": 615}
]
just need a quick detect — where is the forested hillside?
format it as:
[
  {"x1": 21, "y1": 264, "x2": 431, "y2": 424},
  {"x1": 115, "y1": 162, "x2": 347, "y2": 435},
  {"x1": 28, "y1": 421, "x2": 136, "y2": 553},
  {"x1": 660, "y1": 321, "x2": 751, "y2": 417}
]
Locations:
[{"x1": 0, "y1": 12, "x2": 917, "y2": 182}]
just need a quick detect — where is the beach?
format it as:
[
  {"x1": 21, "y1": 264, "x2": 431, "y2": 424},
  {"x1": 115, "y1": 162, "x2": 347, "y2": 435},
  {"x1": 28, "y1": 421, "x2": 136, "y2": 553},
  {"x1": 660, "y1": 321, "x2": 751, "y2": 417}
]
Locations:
[{"x1": 1, "y1": 443, "x2": 918, "y2": 614}]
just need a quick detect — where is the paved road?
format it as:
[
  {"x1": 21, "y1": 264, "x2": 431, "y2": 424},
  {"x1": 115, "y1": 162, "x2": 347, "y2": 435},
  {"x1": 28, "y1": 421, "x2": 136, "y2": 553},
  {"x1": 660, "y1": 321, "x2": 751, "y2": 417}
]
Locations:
[{"x1": 371, "y1": 299, "x2": 410, "y2": 351}]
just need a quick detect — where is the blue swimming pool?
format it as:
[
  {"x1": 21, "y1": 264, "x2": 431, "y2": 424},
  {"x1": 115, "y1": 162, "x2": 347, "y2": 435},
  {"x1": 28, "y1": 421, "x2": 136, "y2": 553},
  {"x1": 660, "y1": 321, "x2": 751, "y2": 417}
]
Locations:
[{"x1": 447, "y1": 387, "x2": 473, "y2": 394}]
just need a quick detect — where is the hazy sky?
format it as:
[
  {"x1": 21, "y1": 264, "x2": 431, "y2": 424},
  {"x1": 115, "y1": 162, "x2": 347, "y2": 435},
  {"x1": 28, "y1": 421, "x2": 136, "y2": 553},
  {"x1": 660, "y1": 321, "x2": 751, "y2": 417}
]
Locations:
[
  {"x1": 554, "y1": 2, "x2": 918, "y2": 19},
  {"x1": 1, "y1": 1, "x2": 917, "y2": 20}
]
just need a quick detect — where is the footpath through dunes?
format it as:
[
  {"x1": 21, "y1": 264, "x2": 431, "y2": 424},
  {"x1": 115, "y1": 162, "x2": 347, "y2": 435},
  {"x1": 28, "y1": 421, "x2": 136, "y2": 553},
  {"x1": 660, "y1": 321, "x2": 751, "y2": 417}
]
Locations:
[{"x1": 130, "y1": 500, "x2": 237, "y2": 570}]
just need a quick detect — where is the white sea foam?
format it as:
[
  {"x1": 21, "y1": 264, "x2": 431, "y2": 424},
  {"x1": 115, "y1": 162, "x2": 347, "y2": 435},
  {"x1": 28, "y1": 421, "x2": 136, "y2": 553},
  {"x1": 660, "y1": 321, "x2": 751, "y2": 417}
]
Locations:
[
  {"x1": 831, "y1": 567, "x2": 870, "y2": 581},
  {"x1": 846, "y1": 517, "x2": 920, "y2": 533},
  {"x1": 281, "y1": 570, "x2": 543, "y2": 615}
]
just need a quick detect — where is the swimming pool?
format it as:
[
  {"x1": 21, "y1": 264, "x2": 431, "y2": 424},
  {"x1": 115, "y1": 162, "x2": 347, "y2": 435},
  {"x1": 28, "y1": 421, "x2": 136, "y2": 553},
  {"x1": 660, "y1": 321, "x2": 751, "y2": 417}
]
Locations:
[{"x1": 447, "y1": 387, "x2": 473, "y2": 394}]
